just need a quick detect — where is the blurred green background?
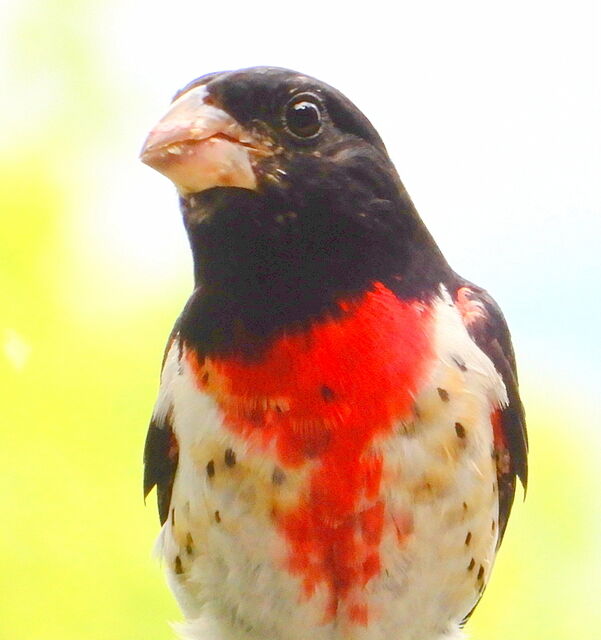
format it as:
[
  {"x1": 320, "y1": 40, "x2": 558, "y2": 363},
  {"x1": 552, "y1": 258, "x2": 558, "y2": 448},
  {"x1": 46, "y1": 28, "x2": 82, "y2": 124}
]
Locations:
[{"x1": 1, "y1": 1, "x2": 599, "y2": 638}]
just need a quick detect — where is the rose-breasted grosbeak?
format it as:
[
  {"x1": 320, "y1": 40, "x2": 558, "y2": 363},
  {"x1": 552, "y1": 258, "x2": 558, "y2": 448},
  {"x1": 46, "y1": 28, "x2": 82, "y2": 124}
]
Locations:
[{"x1": 140, "y1": 67, "x2": 527, "y2": 640}]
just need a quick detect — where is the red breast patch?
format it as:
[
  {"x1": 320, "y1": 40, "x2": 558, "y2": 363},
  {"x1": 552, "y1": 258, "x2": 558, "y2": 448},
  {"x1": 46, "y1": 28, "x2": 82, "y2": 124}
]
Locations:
[{"x1": 188, "y1": 282, "x2": 435, "y2": 623}]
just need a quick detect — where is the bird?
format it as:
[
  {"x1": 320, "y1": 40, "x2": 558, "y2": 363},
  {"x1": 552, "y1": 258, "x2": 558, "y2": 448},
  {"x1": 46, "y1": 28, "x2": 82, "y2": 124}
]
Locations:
[{"x1": 140, "y1": 67, "x2": 527, "y2": 640}]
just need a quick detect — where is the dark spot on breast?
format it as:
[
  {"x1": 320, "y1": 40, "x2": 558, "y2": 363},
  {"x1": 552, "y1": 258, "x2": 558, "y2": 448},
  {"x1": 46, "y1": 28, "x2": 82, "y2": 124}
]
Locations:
[
  {"x1": 437, "y1": 388, "x2": 450, "y2": 402},
  {"x1": 171, "y1": 508, "x2": 175, "y2": 526},
  {"x1": 245, "y1": 407, "x2": 264, "y2": 424},
  {"x1": 477, "y1": 565, "x2": 485, "y2": 581},
  {"x1": 452, "y1": 355, "x2": 468, "y2": 372},
  {"x1": 399, "y1": 420, "x2": 416, "y2": 437},
  {"x1": 455, "y1": 422, "x2": 466, "y2": 438},
  {"x1": 201, "y1": 371, "x2": 209, "y2": 385},
  {"x1": 465, "y1": 531, "x2": 472, "y2": 546},
  {"x1": 321, "y1": 385, "x2": 335, "y2": 402},
  {"x1": 492, "y1": 520, "x2": 496, "y2": 532},
  {"x1": 463, "y1": 502, "x2": 468, "y2": 511},
  {"x1": 301, "y1": 427, "x2": 332, "y2": 458},
  {"x1": 206, "y1": 460, "x2": 215, "y2": 478},
  {"x1": 272, "y1": 467, "x2": 285, "y2": 485},
  {"x1": 224, "y1": 448, "x2": 236, "y2": 467},
  {"x1": 274, "y1": 404, "x2": 284, "y2": 413},
  {"x1": 174, "y1": 555, "x2": 183, "y2": 575},
  {"x1": 215, "y1": 510, "x2": 221, "y2": 523},
  {"x1": 468, "y1": 558, "x2": 475, "y2": 571},
  {"x1": 186, "y1": 533, "x2": 194, "y2": 555}
]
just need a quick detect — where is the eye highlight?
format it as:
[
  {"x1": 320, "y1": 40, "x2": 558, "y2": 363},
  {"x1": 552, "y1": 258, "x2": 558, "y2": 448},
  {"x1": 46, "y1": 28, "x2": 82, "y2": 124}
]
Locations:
[{"x1": 284, "y1": 93, "x2": 323, "y2": 139}]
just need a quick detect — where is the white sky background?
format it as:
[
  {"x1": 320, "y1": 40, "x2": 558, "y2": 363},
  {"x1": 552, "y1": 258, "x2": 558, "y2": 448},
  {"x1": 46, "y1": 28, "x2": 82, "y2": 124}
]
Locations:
[{"x1": 3, "y1": 0, "x2": 600, "y2": 399}]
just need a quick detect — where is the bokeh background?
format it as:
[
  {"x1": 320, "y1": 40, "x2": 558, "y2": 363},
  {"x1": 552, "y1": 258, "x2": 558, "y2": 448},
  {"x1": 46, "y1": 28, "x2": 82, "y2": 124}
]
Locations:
[{"x1": 1, "y1": 0, "x2": 599, "y2": 638}]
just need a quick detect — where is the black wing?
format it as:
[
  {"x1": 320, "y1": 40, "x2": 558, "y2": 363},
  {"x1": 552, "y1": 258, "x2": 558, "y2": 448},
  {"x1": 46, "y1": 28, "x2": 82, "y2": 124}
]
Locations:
[
  {"x1": 453, "y1": 281, "x2": 528, "y2": 545},
  {"x1": 143, "y1": 333, "x2": 180, "y2": 525}
]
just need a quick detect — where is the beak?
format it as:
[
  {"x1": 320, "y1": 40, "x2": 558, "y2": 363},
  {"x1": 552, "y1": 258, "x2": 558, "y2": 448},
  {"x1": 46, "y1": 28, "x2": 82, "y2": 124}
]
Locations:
[{"x1": 140, "y1": 85, "x2": 271, "y2": 195}]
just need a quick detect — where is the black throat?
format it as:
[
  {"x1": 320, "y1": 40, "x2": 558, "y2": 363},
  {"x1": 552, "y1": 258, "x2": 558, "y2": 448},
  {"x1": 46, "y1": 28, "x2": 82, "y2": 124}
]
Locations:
[{"x1": 176, "y1": 167, "x2": 451, "y2": 359}]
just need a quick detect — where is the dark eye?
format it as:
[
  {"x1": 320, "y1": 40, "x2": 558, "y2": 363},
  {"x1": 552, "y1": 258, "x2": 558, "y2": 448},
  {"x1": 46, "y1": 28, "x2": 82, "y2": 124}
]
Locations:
[{"x1": 284, "y1": 94, "x2": 323, "y2": 138}]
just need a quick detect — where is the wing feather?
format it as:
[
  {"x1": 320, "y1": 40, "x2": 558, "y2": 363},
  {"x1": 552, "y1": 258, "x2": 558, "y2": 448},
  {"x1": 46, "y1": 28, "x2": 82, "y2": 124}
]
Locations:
[
  {"x1": 143, "y1": 332, "x2": 181, "y2": 525},
  {"x1": 453, "y1": 282, "x2": 528, "y2": 545}
]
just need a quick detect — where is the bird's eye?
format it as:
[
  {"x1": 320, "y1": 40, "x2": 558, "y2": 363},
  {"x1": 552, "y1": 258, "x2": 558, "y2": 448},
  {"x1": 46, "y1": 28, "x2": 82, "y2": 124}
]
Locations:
[{"x1": 284, "y1": 94, "x2": 323, "y2": 139}]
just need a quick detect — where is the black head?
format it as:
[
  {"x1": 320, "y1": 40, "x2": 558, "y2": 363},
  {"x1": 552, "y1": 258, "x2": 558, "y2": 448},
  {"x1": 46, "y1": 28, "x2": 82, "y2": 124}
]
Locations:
[
  {"x1": 175, "y1": 66, "x2": 388, "y2": 154},
  {"x1": 142, "y1": 67, "x2": 451, "y2": 354}
]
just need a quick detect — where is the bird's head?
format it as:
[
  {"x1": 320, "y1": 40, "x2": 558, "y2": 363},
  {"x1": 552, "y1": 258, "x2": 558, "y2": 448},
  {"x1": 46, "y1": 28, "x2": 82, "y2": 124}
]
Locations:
[
  {"x1": 140, "y1": 67, "x2": 447, "y2": 304},
  {"x1": 142, "y1": 68, "x2": 390, "y2": 185}
]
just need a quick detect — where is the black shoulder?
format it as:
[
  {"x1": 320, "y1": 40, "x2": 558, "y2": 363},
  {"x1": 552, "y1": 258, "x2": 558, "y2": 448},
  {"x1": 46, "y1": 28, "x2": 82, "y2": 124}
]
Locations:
[{"x1": 452, "y1": 281, "x2": 528, "y2": 543}]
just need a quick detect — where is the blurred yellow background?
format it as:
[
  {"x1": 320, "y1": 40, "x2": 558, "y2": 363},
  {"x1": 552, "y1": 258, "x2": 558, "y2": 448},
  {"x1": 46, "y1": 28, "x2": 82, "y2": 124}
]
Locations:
[{"x1": 1, "y1": 1, "x2": 599, "y2": 639}]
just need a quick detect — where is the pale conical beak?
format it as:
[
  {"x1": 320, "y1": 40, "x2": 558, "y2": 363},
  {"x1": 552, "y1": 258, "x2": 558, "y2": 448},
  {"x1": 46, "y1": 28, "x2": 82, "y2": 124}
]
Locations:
[{"x1": 140, "y1": 84, "x2": 271, "y2": 195}]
